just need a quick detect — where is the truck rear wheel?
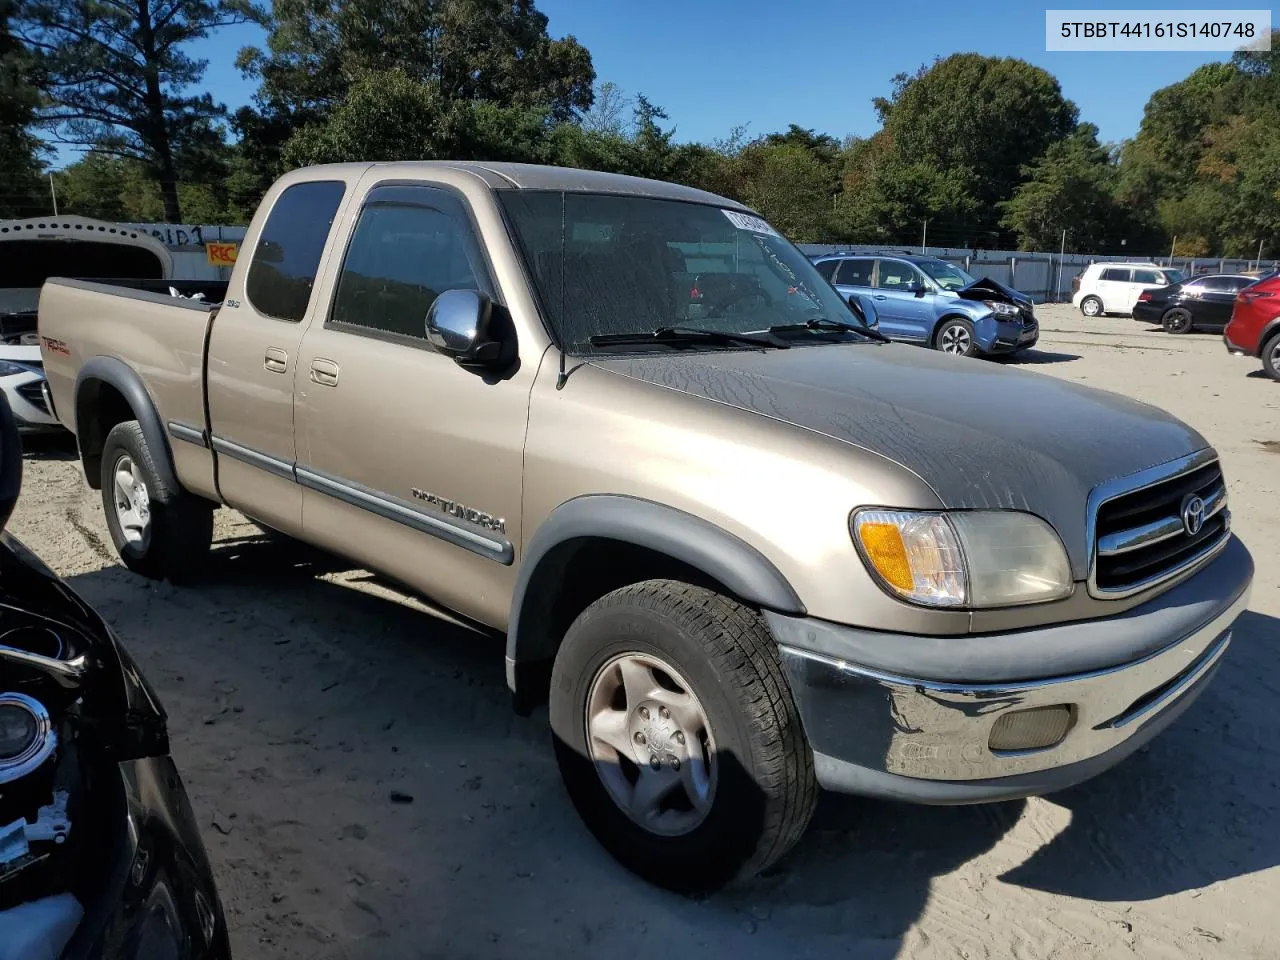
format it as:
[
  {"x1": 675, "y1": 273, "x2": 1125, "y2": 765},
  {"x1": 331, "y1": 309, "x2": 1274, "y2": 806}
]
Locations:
[
  {"x1": 100, "y1": 420, "x2": 213, "y2": 583},
  {"x1": 548, "y1": 579, "x2": 817, "y2": 891}
]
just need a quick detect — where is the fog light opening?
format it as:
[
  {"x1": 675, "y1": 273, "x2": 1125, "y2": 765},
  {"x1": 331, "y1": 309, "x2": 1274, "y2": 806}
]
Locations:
[{"x1": 988, "y1": 705, "x2": 1075, "y2": 754}]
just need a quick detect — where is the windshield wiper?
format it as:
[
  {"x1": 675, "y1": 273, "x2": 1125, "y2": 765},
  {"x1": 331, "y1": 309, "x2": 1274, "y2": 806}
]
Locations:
[
  {"x1": 765, "y1": 317, "x2": 891, "y2": 343},
  {"x1": 588, "y1": 326, "x2": 788, "y2": 349}
]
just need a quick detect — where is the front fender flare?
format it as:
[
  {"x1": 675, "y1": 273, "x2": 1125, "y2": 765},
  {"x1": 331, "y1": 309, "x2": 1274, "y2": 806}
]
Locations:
[
  {"x1": 506, "y1": 495, "x2": 805, "y2": 694},
  {"x1": 74, "y1": 356, "x2": 178, "y2": 491}
]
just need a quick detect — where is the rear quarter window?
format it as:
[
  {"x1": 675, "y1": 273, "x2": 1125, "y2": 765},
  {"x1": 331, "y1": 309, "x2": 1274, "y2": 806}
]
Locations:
[{"x1": 245, "y1": 180, "x2": 347, "y2": 322}]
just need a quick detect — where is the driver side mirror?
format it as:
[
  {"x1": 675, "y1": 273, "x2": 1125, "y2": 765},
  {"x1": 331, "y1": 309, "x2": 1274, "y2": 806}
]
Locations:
[
  {"x1": 425, "y1": 290, "x2": 504, "y2": 368},
  {"x1": 909, "y1": 282, "x2": 928, "y2": 297},
  {"x1": 848, "y1": 295, "x2": 879, "y2": 330}
]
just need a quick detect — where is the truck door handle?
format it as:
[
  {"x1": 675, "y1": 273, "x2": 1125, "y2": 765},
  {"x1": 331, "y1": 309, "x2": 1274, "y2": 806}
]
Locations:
[
  {"x1": 264, "y1": 347, "x2": 288, "y2": 374},
  {"x1": 309, "y1": 358, "x2": 340, "y2": 387}
]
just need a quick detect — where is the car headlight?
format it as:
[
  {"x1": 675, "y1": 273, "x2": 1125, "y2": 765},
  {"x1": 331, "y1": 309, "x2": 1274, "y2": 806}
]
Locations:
[
  {"x1": 851, "y1": 509, "x2": 1072, "y2": 608},
  {"x1": 983, "y1": 300, "x2": 1021, "y2": 317},
  {"x1": 0, "y1": 360, "x2": 37, "y2": 378}
]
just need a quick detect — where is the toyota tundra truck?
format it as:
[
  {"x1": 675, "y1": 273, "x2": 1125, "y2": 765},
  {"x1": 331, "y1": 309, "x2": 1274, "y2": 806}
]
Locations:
[{"x1": 36, "y1": 162, "x2": 1253, "y2": 891}]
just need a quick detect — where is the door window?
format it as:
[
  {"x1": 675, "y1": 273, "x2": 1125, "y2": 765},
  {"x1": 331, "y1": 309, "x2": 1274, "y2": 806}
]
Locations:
[
  {"x1": 835, "y1": 258, "x2": 874, "y2": 286},
  {"x1": 329, "y1": 196, "x2": 489, "y2": 340},
  {"x1": 1133, "y1": 268, "x2": 1163, "y2": 285},
  {"x1": 813, "y1": 259, "x2": 838, "y2": 281},
  {"x1": 1200, "y1": 276, "x2": 1252, "y2": 293},
  {"x1": 1099, "y1": 267, "x2": 1132, "y2": 282},
  {"x1": 875, "y1": 260, "x2": 919, "y2": 290},
  {"x1": 245, "y1": 181, "x2": 347, "y2": 322}
]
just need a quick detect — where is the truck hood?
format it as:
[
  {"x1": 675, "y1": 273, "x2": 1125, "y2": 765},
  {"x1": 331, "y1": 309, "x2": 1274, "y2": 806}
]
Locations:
[{"x1": 590, "y1": 344, "x2": 1207, "y2": 577}]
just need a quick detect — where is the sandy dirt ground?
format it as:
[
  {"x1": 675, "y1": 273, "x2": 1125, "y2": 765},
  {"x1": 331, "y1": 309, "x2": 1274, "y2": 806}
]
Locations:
[{"x1": 10, "y1": 302, "x2": 1280, "y2": 960}]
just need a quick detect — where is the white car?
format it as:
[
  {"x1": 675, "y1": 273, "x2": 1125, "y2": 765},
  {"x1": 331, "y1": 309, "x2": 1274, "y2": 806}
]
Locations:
[
  {"x1": 0, "y1": 215, "x2": 175, "y2": 432},
  {"x1": 1072, "y1": 262, "x2": 1186, "y2": 317},
  {"x1": 0, "y1": 342, "x2": 57, "y2": 432}
]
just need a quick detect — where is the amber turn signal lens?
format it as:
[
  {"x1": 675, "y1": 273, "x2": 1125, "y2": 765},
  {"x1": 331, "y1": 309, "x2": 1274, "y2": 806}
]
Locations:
[{"x1": 857, "y1": 522, "x2": 914, "y2": 592}]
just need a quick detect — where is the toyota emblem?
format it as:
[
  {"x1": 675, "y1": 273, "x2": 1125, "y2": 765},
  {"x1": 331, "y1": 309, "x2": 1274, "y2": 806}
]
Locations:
[{"x1": 1181, "y1": 494, "x2": 1206, "y2": 536}]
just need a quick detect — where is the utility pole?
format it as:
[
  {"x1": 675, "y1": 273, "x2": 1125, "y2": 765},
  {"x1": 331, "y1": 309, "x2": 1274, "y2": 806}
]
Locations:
[
  {"x1": 921, "y1": 219, "x2": 927, "y2": 254},
  {"x1": 1058, "y1": 229, "x2": 1067, "y2": 302},
  {"x1": 1256, "y1": 239, "x2": 1265, "y2": 272},
  {"x1": 48, "y1": 173, "x2": 58, "y2": 216},
  {"x1": 1168, "y1": 235, "x2": 1177, "y2": 264}
]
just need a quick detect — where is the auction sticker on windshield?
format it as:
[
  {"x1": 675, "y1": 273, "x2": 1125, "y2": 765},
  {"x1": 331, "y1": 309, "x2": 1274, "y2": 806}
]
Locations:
[{"x1": 722, "y1": 210, "x2": 780, "y2": 237}]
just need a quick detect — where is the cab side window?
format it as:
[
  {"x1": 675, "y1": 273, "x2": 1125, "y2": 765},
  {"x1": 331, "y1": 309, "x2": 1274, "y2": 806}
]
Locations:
[
  {"x1": 245, "y1": 180, "x2": 347, "y2": 322},
  {"x1": 330, "y1": 193, "x2": 490, "y2": 341}
]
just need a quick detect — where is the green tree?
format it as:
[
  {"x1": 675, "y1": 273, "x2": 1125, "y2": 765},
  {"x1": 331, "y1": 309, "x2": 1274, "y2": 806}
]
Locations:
[
  {"x1": 736, "y1": 142, "x2": 833, "y2": 242},
  {"x1": 281, "y1": 68, "x2": 555, "y2": 168},
  {"x1": 1000, "y1": 124, "x2": 1153, "y2": 252},
  {"x1": 0, "y1": 0, "x2": 45, "y2": 217},
  {"x1": 849, "y1": 54, "x2": 1078, "y2": 244},
  {"x1": 53, "y1": 149, "x2": 233, "y2": 222},
  {"x1": 16, "y1": 0, "x2": 258, "y2": 221}
]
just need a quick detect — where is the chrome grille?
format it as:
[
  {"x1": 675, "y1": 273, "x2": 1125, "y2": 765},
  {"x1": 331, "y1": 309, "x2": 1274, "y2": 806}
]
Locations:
[{"x1": 1091, "y1": 456, "x2": 1229, "y2": 597}]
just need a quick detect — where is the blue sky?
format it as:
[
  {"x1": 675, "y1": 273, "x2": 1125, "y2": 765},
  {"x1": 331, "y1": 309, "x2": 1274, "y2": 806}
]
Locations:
[{"x1": 183, "y1": 0, "x2": 1232, "y2": 150}]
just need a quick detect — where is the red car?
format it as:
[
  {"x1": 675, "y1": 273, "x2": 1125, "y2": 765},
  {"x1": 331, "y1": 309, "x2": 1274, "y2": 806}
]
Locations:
[{"x1": 1224, "y1": 271, "x2": 1280, "y2": 380}]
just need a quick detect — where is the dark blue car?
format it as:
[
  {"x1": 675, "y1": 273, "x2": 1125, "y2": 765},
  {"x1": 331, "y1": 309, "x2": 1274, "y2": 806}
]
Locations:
[{"x1": 812, "y1": 253, "x2": 1039, "y2": 357}]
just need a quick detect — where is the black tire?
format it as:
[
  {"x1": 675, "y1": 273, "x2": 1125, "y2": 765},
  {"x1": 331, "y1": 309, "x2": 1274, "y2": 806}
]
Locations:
[
  {"x1": 1080, "y1": 296, "x2": 1103, "y2": 318},
  {"x1": 1162, "y1": 307, "x2": 1193, "y2": 334},
  {"x1": 1263, "y1": 331, "x2": 1280, "y2": 382},
  {"x1": 549, "y1": 580, "x2": 817, "y2": 892},
  {"x1": 99, "y1": 420, "x2": 213, "y2": 582},
  {"x1": 934, "y1": 317, "x2": 978, "y2": 357}
]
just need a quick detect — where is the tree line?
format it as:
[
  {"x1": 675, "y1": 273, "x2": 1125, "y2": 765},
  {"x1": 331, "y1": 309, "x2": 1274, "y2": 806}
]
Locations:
[{"x1": 1, "y1": 0, "x2": 1276, "y2": 258}]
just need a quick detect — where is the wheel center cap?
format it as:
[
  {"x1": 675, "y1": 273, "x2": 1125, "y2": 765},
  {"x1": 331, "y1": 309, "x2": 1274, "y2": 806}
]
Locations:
[{"x1": 630, "y1": 704, "x2": 681, "y2": 762}]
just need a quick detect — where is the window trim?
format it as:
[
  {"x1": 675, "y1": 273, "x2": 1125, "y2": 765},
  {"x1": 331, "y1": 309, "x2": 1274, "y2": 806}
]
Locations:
[
  {"x1": 244, "y1": 179, "x2": 348, "y2": 324},
  {"x1": 322, "y1": 181, "x2": 499, "y2": 353}
]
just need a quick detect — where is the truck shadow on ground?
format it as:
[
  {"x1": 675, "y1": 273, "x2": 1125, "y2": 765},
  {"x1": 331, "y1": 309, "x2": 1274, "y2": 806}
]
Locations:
[
  {"x1": 19, "y1": 432, "x2": 78, "y2": 461},
  {"x1": 62, "y1": 534, "x2": 1280, "y2": 958}
]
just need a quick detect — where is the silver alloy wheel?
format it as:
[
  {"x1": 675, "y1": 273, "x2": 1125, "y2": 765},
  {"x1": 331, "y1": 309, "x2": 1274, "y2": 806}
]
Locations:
[
  {"x1": 112, "y1": 454, "x2": 152, "y2": 551},
  {"x1": 1082, "y1": 297, "x2": 1101, "y2": 317},
  {"x1": 1269, "y1": 338, "x2": 1280, "y2": 371},
  {"x1": 939, "y1": 323, "x2": 972, "y2": 355},
  {"x1": 585, "y1": 652, "x2": 717, "y2": 836}
]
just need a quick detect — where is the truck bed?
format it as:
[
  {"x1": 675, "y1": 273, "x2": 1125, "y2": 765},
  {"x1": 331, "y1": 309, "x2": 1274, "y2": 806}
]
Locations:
[{"x1": 38, "y1": 278, "x2": 220, "y2": 497}]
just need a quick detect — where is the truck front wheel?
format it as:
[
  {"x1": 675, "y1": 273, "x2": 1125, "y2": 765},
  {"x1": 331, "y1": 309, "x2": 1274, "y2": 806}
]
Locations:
[
  {"x1": 548, "y1": 579, "x2": 817, "y2": 891},
  {"x1": 100, "y1": 420, "x2": 213, "y2": 583}
]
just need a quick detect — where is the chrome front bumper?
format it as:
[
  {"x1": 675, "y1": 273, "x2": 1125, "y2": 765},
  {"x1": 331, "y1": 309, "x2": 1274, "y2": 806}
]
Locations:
[{"x1": 776, "y1": 573, "x2": 1249, "y2": 799}]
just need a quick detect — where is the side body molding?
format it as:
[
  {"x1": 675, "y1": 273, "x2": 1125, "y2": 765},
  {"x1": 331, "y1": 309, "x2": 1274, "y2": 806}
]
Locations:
[
  {"x1": 505, "y1": 495, "x2": 805, "y2": 696},
  {"x1": 74, "y1": 356, "x2": 178, "y2": 492}
]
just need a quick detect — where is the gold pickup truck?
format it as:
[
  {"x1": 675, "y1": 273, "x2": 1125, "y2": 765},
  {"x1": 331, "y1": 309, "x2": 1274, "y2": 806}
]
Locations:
[{"x1": 38, "y1": 162, "x2": 1253, "y2": 890}]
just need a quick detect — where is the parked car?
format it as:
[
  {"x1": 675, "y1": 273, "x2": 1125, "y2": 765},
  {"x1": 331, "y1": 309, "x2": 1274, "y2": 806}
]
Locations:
[
  {"x1": 811, "y1": 253, "x2": 1038, "y2": 357},
  {"x1": 0, "y1": 217, "x2": 227, "y2": 433},
  {"x1": 0, "y1": 391, "x2": 229, "y2": 960},
  {"x1": 37, "y1": 162, "x2": 1252, "y2": 891},
  {"x1": 1224, "y1": 270, "x2": 1280, "y2": 380},
  {"x1": 1132, "y1": 274, "x2": 1258, "y2": 333},
  {"x1": 1072, "y1": 262, "x2": 1186, "y2": 317}
]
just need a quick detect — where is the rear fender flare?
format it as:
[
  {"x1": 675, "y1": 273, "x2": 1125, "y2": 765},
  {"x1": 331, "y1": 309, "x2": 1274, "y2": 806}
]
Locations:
[
  {"x1": 74, "y1": 356, "x2": 178, "y2": 491},
  {"x1": 505, "y1": 495, "x2": 805, "y2": 695}
]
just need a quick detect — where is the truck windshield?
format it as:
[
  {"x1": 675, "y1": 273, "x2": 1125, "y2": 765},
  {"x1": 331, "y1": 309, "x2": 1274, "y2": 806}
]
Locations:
[{"x1": 499, "y1": 191, "x2": 864, "y2": 351}]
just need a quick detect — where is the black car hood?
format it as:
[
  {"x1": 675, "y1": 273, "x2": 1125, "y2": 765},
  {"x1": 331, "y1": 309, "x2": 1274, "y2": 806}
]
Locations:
[
  {"x1": 958, "y1": 277, "x2": 1032, "y2": 309},
  {"x1": 591, "y1": 344, "x2": 1207, "y2": 577}
]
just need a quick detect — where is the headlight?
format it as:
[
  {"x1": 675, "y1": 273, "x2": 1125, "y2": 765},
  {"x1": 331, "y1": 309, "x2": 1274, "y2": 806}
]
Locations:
[
  {"x1": 0, "y1": 692, "x2": 55, "y2": 781},
  {"x1": 851, "y1": 509, "x2": 1072, "y2": 608},
  {"x1": 0, "y1": 359, "x2": 37, "y2": 378},
  {"x1": 983, "y1": 300, "x2": 1020, "y2": 317}
]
